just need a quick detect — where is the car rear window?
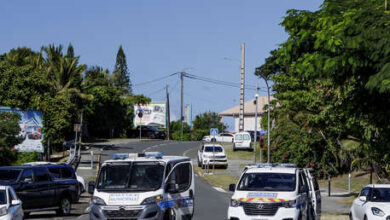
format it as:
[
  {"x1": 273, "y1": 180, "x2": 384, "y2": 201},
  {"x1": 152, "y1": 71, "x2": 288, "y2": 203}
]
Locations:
[{"x1": 204, "y1": 146, "x2": 223, "y2": 152}]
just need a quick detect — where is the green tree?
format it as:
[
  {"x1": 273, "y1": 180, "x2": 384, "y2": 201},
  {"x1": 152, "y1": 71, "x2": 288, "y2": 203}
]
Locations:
[
  {"x1": 170, "y1": 120, "x2": 191, "y2": 141},
  {"x1": 112, "y1": 45, "x2": 132, "y2": 94},
  {"x1": 191, "y1": 112, "x2": 226, "y2": 141},
  {"x1": 257, "y1": 0, "x2": 390, "y2": 177},
  {"x1": 0, "y1": 112, "x2": 21, "y2": 165}
]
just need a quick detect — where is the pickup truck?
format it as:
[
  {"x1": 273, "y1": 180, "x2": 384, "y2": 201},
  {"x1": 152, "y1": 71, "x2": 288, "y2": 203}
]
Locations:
[{"x1": 0, "y1": 165, "x2": 79, "y2": 216}]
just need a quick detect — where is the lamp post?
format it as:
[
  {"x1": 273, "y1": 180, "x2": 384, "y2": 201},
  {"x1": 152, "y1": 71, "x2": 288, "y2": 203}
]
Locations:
[
  {"x1": 257, "y1": 71, "x2": 271, "y2": 163},
  {"x1": 253, "y1": 90, "x2": 259, "y2": 164}
]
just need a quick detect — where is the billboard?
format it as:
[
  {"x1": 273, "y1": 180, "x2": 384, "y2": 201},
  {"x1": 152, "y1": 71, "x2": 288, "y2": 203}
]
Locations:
[
  {"x1": 0, "y1": 107, "x2": 44, "y2": 153},
  {"x1": 134, "y1": 103, "x2": 166, "y2": 128}
]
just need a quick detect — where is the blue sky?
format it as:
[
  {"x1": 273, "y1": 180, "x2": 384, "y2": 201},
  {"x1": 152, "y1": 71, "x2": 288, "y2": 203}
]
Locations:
[{"x1": 0, "y1": 0, "x2": 323, "y2": 130}]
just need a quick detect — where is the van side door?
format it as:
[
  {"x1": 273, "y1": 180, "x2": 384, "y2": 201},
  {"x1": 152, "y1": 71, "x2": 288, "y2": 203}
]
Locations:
[
  {"x1": 165, "y1": 161, "x2": 194, "y2": 219},
  {"x1": 298, "y1": 171, "x2": 309, "y2": 219}
]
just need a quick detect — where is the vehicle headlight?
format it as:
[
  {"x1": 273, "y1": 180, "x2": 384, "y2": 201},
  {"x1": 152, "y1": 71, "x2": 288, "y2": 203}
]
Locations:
[
  {"x1": 230, "y1": 199, "x2": 242, "y2": 207},
  {"x1": 141, "y1": 195, "x2": 163, "y2": 205},
  {"x1": 372, "y1": 207, "x2": 385, "y2": 216},
  {"x1": 91, "y1": 196, "x2": 106, "y2": 206},
  {"x1": 282, "y1": 200, "x2": 297, "y2": 208},
  {"x1": 0, "y1": 206, "x2": 8, "y2": 216}
]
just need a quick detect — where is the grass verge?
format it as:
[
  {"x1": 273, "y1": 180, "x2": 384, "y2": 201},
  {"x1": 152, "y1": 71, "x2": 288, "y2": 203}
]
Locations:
[
  {"x1": 318, "y1": 171, "x2": 378, "y2": 193},
  {"x1": 321, "y1": 214, "x2": 349, "y2": 220},
  {"x1": 193, "y1": 166, "x2": 238, "y2": 190},
  {"x1": 225, "y1": 147, "x2": 262, "y2": 161}
]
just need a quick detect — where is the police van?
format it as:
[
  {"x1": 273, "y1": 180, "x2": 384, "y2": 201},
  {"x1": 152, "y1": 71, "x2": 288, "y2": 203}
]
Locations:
[
  {"x1": 88, "y1": 152, "x2": 195, "y2": 220},
  {"x1": 228, "y1": 164, "x2": 321, "y2": 220}
]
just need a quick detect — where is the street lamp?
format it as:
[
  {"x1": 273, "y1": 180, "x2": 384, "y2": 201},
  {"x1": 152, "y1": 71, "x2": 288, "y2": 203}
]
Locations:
[{"x1": 257, "y1": 71, "x2": 271, "y2": 163}]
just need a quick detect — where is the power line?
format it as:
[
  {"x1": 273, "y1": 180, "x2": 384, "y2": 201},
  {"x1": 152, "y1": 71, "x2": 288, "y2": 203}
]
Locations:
[{"x1": 132, "y1": 72, "x2": 179, "y2": 87}]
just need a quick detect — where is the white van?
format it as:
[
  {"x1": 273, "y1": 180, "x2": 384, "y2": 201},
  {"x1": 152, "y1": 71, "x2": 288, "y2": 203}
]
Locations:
[
  {"x1": 233, "y1": 132, "x2": 252, "y2": 151},
  {"x1": 228, "y1": 163, "x2": 321, "y2": 220},
  {"x1": 88, "y1": 152, "x2": 195, "y2": 220}
]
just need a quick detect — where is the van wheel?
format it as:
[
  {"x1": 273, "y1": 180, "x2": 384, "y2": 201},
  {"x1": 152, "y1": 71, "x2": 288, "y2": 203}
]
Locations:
[
  {"x1": 164, "y1": 208, "x2": 176, "y2": 220},
  {"x1": 349, "y1": 212, "x2": 353, "y2": 220},
  {"x1": 197, "y1": 159, "x2": 201, "y2": 167},
  {"x1": 57, "y1": 197, "x2": 71, "y2": 216},
  {"x1": 233, "y1": 144, "x2": 236, "y2": 151}
]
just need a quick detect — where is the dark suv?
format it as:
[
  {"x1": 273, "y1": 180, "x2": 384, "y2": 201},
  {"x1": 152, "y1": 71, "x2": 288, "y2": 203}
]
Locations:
[
  {"x1": 0, "y1": 165, "x2": 79, "y2": 216},
  {"x1": 135, "y1": 125, "x2": 166, "y2": 139}
]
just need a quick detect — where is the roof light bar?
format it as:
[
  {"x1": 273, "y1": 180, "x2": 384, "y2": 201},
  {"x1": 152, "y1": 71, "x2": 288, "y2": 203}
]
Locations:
[
  {"x1": 112, "y1": 153, "x2": 130, "y2": 160},
  {"x1": 144, "y1": 152, "x2": 163, "y2": 159},
  {"x1": 255, "y1": 163, "x2": 297, "y2": 168}
]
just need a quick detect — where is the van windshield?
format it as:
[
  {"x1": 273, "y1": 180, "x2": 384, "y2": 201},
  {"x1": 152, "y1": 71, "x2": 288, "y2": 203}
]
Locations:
[
  {"x1": 0, "y1": 169, "x2": 22, "y2": 182},
  {"x1": 237, "y1": 173, "x2": 296, "y2": 192},
  {"x1": 204, "y1": 146, "x2": 223, "y2": 152},
  {"x1": 97, "y1": 162, "x2": 164, "y2": 191}
]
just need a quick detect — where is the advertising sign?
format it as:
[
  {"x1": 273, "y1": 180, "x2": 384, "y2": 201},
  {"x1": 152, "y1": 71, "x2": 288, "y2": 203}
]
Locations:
[
  {"x1": 134, "y1": 103, "x2": 166, "y2": 127},
  {"x1": 0, "y1": 107, "x2": 44, "y2": 153}
]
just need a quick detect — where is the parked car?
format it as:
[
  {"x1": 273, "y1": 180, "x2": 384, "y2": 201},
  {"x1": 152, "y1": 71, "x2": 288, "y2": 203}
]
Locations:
[
  {"x1": 350, "y1": 184, "x2": 390, "y2": 220},
  {"x1": 233, "y1": 132, "x2": 253, "y2": 151},
  {"x1": 0, "y1": 165, "x2": 79, "y2": 216},
  {"x1": 197, "y1": 144, "x2": 228, "y2": 169},
  {"x1": 23, "y1": 162, "x2": 85, "y2": 196},
  {"x1": 202, "y1": 133, "x2": 234, "y2": 143},
  {"x1": 135, "y1": 125, "x2": 166, "y2": 139},
  {"x1": 0, "y1": 185, "x2": 24, "y2": 220},
  {"x1": 27, "y1": 132, "x2": 41, "y2": 140}
]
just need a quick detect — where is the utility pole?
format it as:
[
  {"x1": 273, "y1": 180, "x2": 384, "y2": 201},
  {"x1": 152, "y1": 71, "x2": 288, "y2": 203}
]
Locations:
[
  {"x1": 265, "y1": 79, "x2": 271, "y2": 163},
  {"x1": 79, "y1": 109, "x2": 84, "y2": 143},
  {"x1": 180, "y1": 72, "x2": 184, "y2": 141},
  {"x1": 253, "y1": 83, "x2": 259, "y2": 164},
  {"x1": 166, "y1": 85, "x2": 171, "y2": 140},
  {"x1": 239, "y1": 42, "x2": 245, "y2": 132}
]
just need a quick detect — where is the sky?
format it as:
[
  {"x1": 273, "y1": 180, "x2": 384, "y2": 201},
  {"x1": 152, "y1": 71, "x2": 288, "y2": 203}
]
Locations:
[{"x1": 0, "y1": 0, "x2": 324, "y2": 130}]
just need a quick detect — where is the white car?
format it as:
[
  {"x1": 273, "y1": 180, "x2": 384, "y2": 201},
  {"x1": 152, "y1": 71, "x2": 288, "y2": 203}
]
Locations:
[
  {"x1": 233, "y1": 132, "x2": 252, "y2": 151},
  {"x1": 350, "y1": 184, "x2": 390, "y2": 220},
  {"x1": 228, "y1": 164, "x2": 321, "y2": 220},
  {"x1": 197, "y1": 144, "x2": 228, "y2": 169},
  {"x1": 0, "y1": 186, "x2": 23, "y2": 220},
  {"x1": 202, "y1": 133, "x2": 234, "y2": 143}
]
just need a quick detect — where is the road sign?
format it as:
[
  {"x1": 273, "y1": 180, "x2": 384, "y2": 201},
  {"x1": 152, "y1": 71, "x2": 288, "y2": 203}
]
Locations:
[
  {"x1": 74, "y1": 124, "x2": 81, "y2": 132},
  {"x1": 210, "y1": 128, "x2": 218, "y2": 136}
]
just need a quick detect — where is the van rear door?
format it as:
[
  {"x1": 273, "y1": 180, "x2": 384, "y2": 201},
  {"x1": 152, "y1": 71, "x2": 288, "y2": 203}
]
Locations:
[{"x1": 304, "y1": 169, "x2": 321, "y2": 220}]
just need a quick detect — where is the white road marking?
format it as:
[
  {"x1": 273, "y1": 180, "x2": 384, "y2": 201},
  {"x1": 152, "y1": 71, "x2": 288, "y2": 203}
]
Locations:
[
  {"x1": 77, "y1": 167, "x2": 92, "y2": 170},
  {"x1": 183, "y1": 148, "x2": 194, "y2": 157},
  {"x1": 142, "y1": 144, "x2": 162, "y2": 153},
  {"x1": 213, "y1": 187, "x2": 227, "y2": 193}
]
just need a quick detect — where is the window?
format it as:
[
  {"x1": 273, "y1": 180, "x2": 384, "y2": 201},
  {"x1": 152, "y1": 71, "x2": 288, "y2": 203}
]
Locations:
[
  {"x1": 0, "y1": 190, "x2": 6, "y2": 205},
  {"x1": 168, "y1": 162, "x2": 191, "y2": 192},
  {"x1": 360, "y1": 187, "x2": 371, "y2": 197},
  {"x1": 0, "y1": 169, "x2": 22, "y2": 182},
  {"x1": 243, "y1": 134, "x2": 251, "y2": 141},
  {"x1": 48, "y1": 168, "x2": 61, "y2": 179},
  {"x1": 20, "y1": 169, "x2": 33, "y2": 182},
  {"x1": 9, "y1": 188, "x2": 18, "y2": 200},
  {"x1": 61, "y1": 168, "x2": 73, "y2": 178},
  {"x1": 235, "y1": 134, "x2": 242, "y2": 141},
  {"x1": 204, "y1": 146, "x2": 223, "y2": 152},
  {"x1": 237, "y1": 173, "x2": 296, "y2": 192},
  {"x1": 34, "y1": 168, "x2": 51, "y2": 182},
  {"x1": 8, "y1": 189, "x2": 12, "y2": 204}
]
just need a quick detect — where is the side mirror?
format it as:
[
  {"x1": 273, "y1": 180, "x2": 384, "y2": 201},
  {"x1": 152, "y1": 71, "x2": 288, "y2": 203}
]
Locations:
[
  {"x1": 11, "y1": 200, "x2": 21, "y2": 206},
  {"x1": 88, "y1": 181, "x2": 95, "y2": 194},
  {"x1": 22, "y1": 178, "x2": 33, "y2": 184},
  {"x1": 166, "y1": 182, "x2": 179, "y2": 193},
  {"x1": 300, "y1": 185, "x2": 309, "y2": 193},
  {"x1": 359, "y1": 195, "x2": 367, "y2": 202},
  {"x1": 229, "y1": 184, "x2": 236, "y2": 192}
]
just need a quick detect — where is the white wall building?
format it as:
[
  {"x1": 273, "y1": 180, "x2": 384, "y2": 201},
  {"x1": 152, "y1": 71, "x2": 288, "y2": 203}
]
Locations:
[{"x1": 219, "y1": 96, "x2": 274, "y2": 132}]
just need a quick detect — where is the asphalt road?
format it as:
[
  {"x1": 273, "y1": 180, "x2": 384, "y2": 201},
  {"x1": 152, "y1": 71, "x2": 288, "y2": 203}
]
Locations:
[{"x1": 26, "y1": 140, "x2": 231, "y2": 220}]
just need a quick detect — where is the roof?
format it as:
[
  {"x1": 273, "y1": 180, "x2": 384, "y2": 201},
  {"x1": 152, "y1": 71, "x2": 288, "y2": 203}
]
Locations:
[
  {"x1": 103, "y1": 155, "x2": 190, "y2": 164},
  {"x1": 203, "y1": 144, "x2": 223, "y2": 147},
  {"x1": 219, "y1": 96, "x2": 275, "y2": 117},
  {"x1": 245, "y1": 167, "x2": 297, "y2": 174},
  {"x1": 366, "y1": 184, "x2": 390, "y2": 188}
]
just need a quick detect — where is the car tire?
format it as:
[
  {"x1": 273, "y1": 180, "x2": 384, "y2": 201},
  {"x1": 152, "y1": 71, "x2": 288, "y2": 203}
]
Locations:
[
  {"x1": 197, "y1": 159, "x2": 201, "y2": 167},
  {"x1": 233, "y1": 144, "x2": 236, "y2": 151},
  {"x1": 363, "y1": 216, "x2": 367, "y2": 220},
  {"x1": 349, "y1": 212, "x2": 353, "y2": 220},
  {"x1": 57, "y1": 196, "x2": 71, "y2": 216},
  {"x1": 164, "y1": 208, "x2": 176, "y2": 220}
]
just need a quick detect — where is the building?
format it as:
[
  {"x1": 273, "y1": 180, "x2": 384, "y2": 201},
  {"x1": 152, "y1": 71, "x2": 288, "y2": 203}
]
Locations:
[{"x1": 219, "y1": 96, "x2": 274, "y2": 132}]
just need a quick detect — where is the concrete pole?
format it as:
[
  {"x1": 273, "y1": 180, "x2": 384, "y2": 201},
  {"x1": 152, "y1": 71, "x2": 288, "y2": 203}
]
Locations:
[
  {"x1": 181, "y1": 72, "x2": 184, "y2": 140},
  {"x1": 266, "y1": 80, "x2": 271, "y2": 163},
  {"x1": 253, "y1": 85, "x2": 259, "y2": 164},
  {"x1": 239, "y1": 42, "x2": 245, "y2": 132},
  {"x1": 166, "y1": 85, "x2": 171, "y2": 140}
]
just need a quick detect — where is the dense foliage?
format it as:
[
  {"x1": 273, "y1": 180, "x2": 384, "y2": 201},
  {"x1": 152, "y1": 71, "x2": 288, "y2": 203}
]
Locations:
[
  {"x1": 257, "y1": 0, "x2": 390, "y2": 178},
  {"x1": 0, "y1": 112, "x2": 21, "y2": 165},
  {"x1": 0, "y1": 44, "x2": 149, "y2": 161}
]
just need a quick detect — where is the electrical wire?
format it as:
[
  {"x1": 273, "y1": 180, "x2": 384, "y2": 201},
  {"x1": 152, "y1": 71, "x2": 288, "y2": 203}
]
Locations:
[{"x1": 132, "y1": 72, "x2": 179, "y2": 87}]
